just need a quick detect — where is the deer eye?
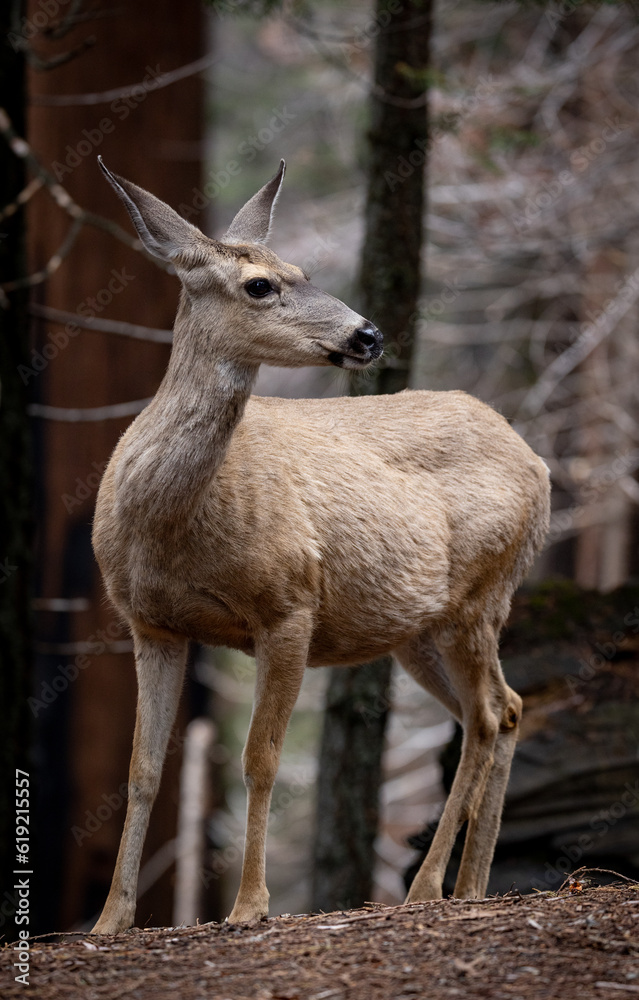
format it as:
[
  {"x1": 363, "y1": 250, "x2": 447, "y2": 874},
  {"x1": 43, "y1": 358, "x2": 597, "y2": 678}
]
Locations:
[{"x1": 245, "y1": 278, "x2": 273, "y2": 298}]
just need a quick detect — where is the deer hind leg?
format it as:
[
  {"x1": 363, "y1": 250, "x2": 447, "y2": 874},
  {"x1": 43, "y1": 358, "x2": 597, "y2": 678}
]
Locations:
[
  {"x1": 394, "y1": 633, "x2": 462, "y2": 722},
  {"x1": 452, "y1": 687, "x2": 520, "y2": 898},
  {"x1": 92, "y1": 631, "x2": 188, "y2": 934},
  {"x1": 228, "y1": 609, "x2": 311, "y2": 924},
  {"x1": 396, "y1": 624, "x2": 520, "y2": 902}
]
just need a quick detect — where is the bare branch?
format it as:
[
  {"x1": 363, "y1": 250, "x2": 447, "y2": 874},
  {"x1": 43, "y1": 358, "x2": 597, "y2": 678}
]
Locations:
[
  {"x1": 20, "y1": 34, "x2": 96, "y2": 72},
  {"x1": 31, "y1": 52, "x2": 217, "y2": 106},
  {"x1": 0, "y1": 106, "x2": 174, "y2": 273},
  {"x1": 519, "y1": 265, "x2": 639, "y2": 418},
  {"x1": 0, "y1": 176, "x2": 43, "y2": 220},
  {"x1": 1, "y1": 218, "x2": 83, "y2": 294},
  {"x1": 46, "y1": 2, "x2": 121, "y2": 42},
  {"x1": 29, "y1": 304, "x2": 173, "y2": 343},
  {"x1": 28, "y1": 398, "x2": 153, "y2": 422}
]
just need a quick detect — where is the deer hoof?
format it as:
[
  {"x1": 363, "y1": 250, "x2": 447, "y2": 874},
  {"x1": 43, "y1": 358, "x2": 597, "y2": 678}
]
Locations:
[
  {"x1": 91, "y1": 905, "x2": 136, "y2": 935},
  {"x1": 404, "y1": 875, "x2": 443, "y2": 904},
  {"x1": 228, "y1": 891, "x2": 269, "y2": 925}
]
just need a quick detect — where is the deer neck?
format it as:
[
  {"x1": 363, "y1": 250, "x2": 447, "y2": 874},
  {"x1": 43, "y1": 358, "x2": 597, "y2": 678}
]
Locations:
[{"x1": 116, "y1": 298, "x2": 257, "y2": 526}]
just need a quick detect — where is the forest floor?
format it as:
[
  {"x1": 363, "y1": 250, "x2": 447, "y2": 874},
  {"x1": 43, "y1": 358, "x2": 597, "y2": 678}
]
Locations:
[{"x1": 2, "y1": 880, "x2": 637, "y2": 1000}]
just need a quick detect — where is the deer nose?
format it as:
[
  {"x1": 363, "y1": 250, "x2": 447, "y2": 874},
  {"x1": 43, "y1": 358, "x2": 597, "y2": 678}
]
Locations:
[{"x1": 352, "y1": 322, "x2": 383, "y2": 358}]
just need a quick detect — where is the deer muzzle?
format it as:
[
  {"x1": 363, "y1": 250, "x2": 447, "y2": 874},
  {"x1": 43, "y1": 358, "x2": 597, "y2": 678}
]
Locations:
[{"x1": 325, "y1": 322, "x2": 383, "y2": 368}]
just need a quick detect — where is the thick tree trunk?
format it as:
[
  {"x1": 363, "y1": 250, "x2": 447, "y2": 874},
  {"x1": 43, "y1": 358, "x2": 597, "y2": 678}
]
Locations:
[
  {"x1": 312, "y1": 663, "x2": 391, "y2": 912},
  {"x1": 26, "y1": 0, "x2": 205, "y2": 929},
  {"x1": 0, "y1": 0, "x2": 34, "y2": 942},
  {"x1": 312, "y1": 0, "x2": 431, "y2": 912}
]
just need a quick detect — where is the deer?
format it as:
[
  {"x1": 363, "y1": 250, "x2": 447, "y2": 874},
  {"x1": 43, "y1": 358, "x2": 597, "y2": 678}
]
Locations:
[{"x1": 90, "y1": 157, "x2": 550, "y2": 935}]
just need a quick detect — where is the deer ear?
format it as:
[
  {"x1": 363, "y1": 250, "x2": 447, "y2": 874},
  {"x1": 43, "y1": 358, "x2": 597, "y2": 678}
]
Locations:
[
  {"x1": 98, "y1": 156, "x2": 202, "y2": 262},
  {"x1": 223, "y1": 160, "x2": 285, "y2": 246}
]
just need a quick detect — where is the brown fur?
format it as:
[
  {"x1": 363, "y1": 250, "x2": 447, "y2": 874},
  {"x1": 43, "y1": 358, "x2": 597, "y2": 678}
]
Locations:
[{"x1": 91, "y1": 160, "x2": 550, "y2": 934}]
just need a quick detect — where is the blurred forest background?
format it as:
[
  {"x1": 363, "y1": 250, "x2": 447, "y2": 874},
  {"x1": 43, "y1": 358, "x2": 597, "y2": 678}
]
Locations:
[{"x1": 1, "y1": 0, "x2": 638, "y2": 939}]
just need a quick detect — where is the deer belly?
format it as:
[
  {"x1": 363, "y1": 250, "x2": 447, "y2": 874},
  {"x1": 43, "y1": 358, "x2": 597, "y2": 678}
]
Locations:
[
  {"x1": 124, "y1": 581, "x2": 254, "y2": 654},
  {"x1": 179, "y1": 600, "x2": 255, "y2": 653},
  {"x1": 307, "y1": 521, "x2": 450, "y2": 666}
]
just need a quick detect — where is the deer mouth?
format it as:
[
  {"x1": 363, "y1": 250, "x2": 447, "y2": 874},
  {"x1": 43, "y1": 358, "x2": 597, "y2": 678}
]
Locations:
[
  {"x1": 318, "y1": 323, "x2": 383, "y2": 368},
  {"x1": 326, "y1": 350, "x2": 377, "y2": 369}
]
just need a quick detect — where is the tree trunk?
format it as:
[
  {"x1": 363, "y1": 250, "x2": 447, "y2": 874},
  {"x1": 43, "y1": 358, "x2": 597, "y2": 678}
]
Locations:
[
  {"x1": 0, "y1": 0, "x2": 33, "y2": 943},
  {"x1": 26, "y1": 0, "x2": 205, "y2": 930},
  {"x1": 574, "y1": 250, "x2": 631, "y2": 592},
  {"x1": 312, "y1": 0, "x2": 431, "y2": 912}
]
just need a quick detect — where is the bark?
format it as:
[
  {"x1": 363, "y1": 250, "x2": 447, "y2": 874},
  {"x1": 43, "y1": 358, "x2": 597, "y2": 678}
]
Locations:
[
  {"x1": 354, "y1": 0, "x2": 431, "y2": 398},
  {"x1": 312, "y1": 663, "x2": 391, "y2": 912},
  {"x1": 0, "y1": 0, "x2": 34, "y2": 940},
  {"x1": 574, "y1": 251, "x2": 630, "y2": 591},
  {"x1": 312, "y1": 0, "x2": 431, "y2": 912}
]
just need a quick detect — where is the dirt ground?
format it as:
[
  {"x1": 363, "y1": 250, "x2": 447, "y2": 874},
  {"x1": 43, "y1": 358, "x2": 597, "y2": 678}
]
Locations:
[{"x1": 2, "y1": 880, "x2": 637, "y2": 1000}]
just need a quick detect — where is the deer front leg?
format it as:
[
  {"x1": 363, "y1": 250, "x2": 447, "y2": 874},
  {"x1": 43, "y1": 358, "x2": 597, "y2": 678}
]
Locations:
[
  {"x1": 92, "y1": 632, "x2": 188, "y2": 934},
  {"x1": 228, "y1": 610, "x2": 310, "y2": 924}
]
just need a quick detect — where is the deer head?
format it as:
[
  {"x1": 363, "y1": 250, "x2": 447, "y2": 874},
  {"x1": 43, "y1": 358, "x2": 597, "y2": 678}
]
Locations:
[{"x1": 98, "y1": 157, "x2": 383, "y2": 371}]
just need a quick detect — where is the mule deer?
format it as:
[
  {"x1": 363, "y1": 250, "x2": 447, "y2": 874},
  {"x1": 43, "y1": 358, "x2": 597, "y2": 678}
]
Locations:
[{"x1": 91, "y1": 158, "x2": 550, "y2": 934}]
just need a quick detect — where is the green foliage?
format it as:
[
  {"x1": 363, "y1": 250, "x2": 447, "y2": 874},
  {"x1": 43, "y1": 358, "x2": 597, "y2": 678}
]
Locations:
[
  {"x1": 487, "y1": 124, "x2": 542, "y2": 152},
  {"x1": 394, "y1": 62, "x2": 438, "y2": 89}
]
